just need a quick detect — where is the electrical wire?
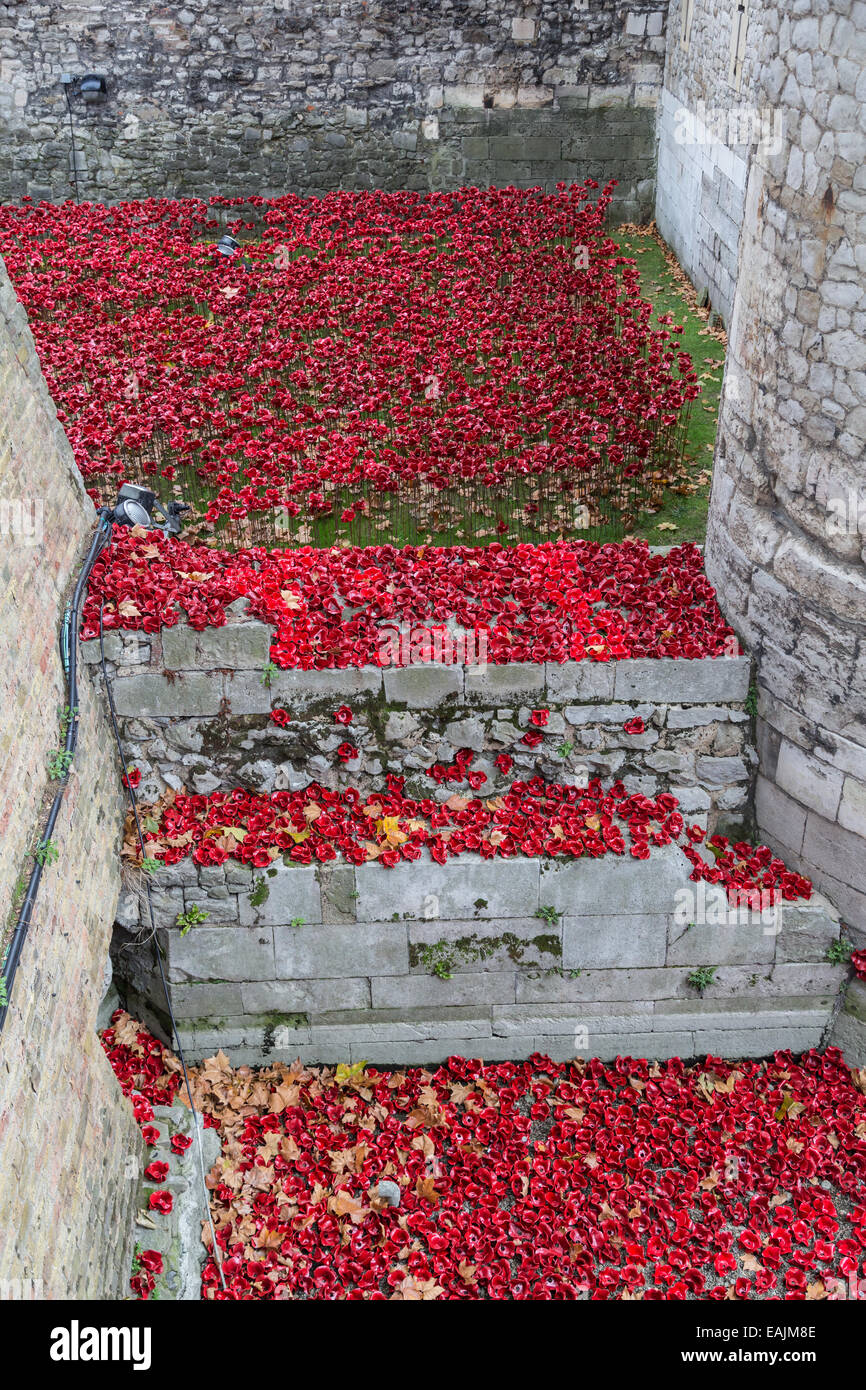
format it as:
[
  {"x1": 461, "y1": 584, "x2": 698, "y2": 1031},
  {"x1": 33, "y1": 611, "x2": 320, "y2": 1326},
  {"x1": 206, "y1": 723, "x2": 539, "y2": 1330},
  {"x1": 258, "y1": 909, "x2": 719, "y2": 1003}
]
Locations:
[
  {"x1": 0, "y1": 514, "x2": 111, "y2": 1033},
  {"x1": 98, "y1": 601, "x2": 226, "y2": 1292},
  {"x1": 63, "y1": 83, "x2": 81, "y2": 204},
  {"x1": 0, "y1": 505, "x2": 225, "y2": 1292}
]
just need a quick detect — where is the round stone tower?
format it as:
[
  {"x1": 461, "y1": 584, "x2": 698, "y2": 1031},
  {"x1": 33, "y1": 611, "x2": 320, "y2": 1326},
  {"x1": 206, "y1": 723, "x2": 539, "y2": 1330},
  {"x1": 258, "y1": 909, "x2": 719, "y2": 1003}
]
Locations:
[{"x1": 705, "y1": 0, "x2": 866, "y2": 942}]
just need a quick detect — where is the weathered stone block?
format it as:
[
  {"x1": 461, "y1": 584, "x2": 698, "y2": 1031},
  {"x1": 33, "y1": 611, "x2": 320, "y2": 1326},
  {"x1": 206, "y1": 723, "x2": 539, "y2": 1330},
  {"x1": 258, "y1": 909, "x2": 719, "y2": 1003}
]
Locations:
[
  {"x1": 775, "y1": 739, "x2": 844, "y2": 820},
  {"x1": 268, "y1": 667, "x2": 383, "y2": 708},
  {"x1": 613, "y1": 658, "x2": 750, "y2": 703},
  {"x1": 162, "y1": 620, "x2": 272, "y2": 670},
  {"x1": 169, "y1": 982, "x2": 245, "y2": 1019},
  {"x1": 692, "y1": 1026, "x2": 825, "y2": 1057},
  {"x1": 562, "y1": 914, "x2": 668, "y2": 968},
  {"x1": 238, "y1": 863, "x2": 322, "y2": 926},
  {"x1": 775, "y1": 894, "x2": 841, "y2": 963},
  {"x1": 165, "y1": 926, "x2": 275, "y2": 983},
  {"x1": 571, "y1": 1031, "x2": 695, "y2": 1062},
  {"x1": 545, "y1": 661, "x2": 616, "y2": 700},
  {"x1": 240, "y1": 977, "x2": 370, "y2": 1014},
  {"x1": 666, "y1": 917, "x2": 776, "y2": 967},
  {"x1": 317, "y1": 865, "x2": 358, "y2": 923},
  {"x1": 354, "y1": 854, "x2": 540, "y2": 921},
  {"x1": 111, "y1": 672, "x2": 222, "y2": 717},
  {"x1": 383, "y1": 664, "x2": 462, "y2": 707},
  {"x1": 408, "y1": 919, "x2": 562, "y2": 972},
  {"x1": 273, "y1": 921, "x2": 408, "y2": 978},
  {"x1": 310, "y1": 1010, "x2": 492, "y2": 1045},
  {"x1": 829, "y1": 1008, "x2": 866, "y2": 1067},
  {"x1": 803, "y1": 811, "x2": 865, "y2": 892},
  {"x1": 371, "y1": 971, "x2": 516, "y2": 1008},
  {"x1": 491, "y1": 1002, "x2": 652, "y2": 1036},
  {"x1": 540, "y1": 841, "x2": 692, "y2": 917},
  {"x1": 694, "y1": 755, "x2": 749, "y2": 785},
  {"x1": 756, "y1": 774, "x2": 807, "y2": 854},
  {"x1": 464, "y1": 662, "x2": 545, "y2": 703}
]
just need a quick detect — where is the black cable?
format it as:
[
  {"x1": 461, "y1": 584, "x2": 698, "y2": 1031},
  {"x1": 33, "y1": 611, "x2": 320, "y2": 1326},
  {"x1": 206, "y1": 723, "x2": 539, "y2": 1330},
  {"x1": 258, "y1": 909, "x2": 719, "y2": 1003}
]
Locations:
[
  {"x1": 0, "y1": 504, "x2": 225, "y2": 1291},
  {"x1": 0, "y1": 515, "x2": 111, "y2": 1033},
  {"x1": 98, "y1": 602, "x2": 227, "y2": 1291},
  {"x1": 63, "y1": 84, "x2": 81, "y2": 204}
]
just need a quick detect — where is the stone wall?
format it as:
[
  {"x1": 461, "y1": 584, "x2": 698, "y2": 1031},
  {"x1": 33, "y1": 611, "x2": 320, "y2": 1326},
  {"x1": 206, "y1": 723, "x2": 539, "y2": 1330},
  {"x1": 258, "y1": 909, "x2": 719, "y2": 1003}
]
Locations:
[
  {"x1": 139, "y1": 1103, "x2": 220, "y2": 1300},
  {"x1": 0, "y1": 255, "x2": 144, "y2": 1298},
  {"x1": 0, "y1": 0, "x2": 666, "y2": 221},
  {"x1": 655, "y1": 0, "x2": 761, "y2": 321},
  {"x1": 831, "y1": 977, "x2": 866, "y2": 1068},
  {"x1": 705, "y1": 0, "x2": 866, "y2": 949},
  {"x1": 113, "y1": 838, "x2": 846, "y2": 1066},
  {"x1": 84, "y1": 610, "x2": 755, "y2": 833}
]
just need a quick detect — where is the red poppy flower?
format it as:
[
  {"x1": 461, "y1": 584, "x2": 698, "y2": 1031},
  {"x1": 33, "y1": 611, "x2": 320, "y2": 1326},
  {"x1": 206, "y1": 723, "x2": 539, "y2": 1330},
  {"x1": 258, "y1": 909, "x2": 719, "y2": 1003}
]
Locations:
[
  {"x1": 623, "y1": 717, "x2": 645, "y2": 735},
  {"x1": 270, "y1": 708, "x2": 291, "y2": 726},
  {"x1": 334, "y1": 705, "x2": 354, "y2": 724}
]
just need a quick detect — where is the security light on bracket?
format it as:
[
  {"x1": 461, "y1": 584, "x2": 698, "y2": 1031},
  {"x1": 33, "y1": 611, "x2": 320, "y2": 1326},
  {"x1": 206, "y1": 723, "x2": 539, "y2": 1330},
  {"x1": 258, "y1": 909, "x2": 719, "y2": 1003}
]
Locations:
[
  {"x1": 61, "y1": 72, "x2": 108, "y2": 103},
  {"x1": 109, "y1": 483, "x2": 189, "y2": 536}
]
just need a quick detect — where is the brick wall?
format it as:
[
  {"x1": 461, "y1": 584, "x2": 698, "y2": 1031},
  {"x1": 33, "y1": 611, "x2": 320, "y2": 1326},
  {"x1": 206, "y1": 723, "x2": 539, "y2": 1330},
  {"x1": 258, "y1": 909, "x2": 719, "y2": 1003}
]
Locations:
[
  {"x1": 0, "y1": 253, "x2": 143, "y2": 1299},
  {"x1": 0, "y1": 0, "x2": 667, "y2": 222}
]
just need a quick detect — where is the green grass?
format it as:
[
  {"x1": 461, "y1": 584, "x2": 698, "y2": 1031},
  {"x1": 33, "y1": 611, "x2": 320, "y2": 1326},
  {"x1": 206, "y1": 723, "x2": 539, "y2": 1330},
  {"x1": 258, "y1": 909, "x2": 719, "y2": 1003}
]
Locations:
[
  {"x1": 617, "y1": 231, "x2": 726, "y2": 546},
  {"x1": 104, "y1": 228, "x2": 725, "y2": 553}
]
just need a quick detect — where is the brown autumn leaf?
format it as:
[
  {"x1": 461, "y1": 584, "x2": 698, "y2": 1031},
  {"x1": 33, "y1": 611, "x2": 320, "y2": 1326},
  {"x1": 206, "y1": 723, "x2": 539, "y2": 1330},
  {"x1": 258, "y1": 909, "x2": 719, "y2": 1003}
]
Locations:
[
  {"x1": 390, "y1": 1275, "x2": 443, "y2": 1301},
  {"x1": 328, "y1": 1191, "x2": 370, "y2": 1224},
  {"x1": 415, "y1": 1176, "x2": 440, "y2": 1207},
  {"x1": 696, "y1": 1072, "x2": 716, "y2": 1104}
]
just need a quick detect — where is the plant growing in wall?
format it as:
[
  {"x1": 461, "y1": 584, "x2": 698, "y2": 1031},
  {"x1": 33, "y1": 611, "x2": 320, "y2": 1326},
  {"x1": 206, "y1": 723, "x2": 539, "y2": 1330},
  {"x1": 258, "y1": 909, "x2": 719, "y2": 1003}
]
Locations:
[
  {"x1": 33, "y1": 838, "x2": 59, "y2": 867},
  {"x1": 687, "y1": 965, "x2": 718, "y2": 995},
  {"x1": 826, "y1": 938, "x2": 853, "y2": 965},
  {"x1": 47, "y1": 748, "x2": 74, "y2": 779},
  {"x1": 249, "y1": 877, "x2": 270, "y2": 907},
  {"x1": 175, "y1": 904, "x2": 210, "y2": 937}
]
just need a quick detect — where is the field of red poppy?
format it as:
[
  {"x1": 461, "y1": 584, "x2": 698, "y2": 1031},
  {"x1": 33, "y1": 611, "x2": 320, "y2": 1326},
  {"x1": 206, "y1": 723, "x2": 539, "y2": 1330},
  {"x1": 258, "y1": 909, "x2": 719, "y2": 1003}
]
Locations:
[
  {"x1": 0, "y1": 184, "x2": 700, "y2": 549},
  {"x1": 103, "y1": 1012, "x2": 866, "y2": 1301},
  {"x1": 83, "y1": 530, "x2": 733, "y2": 659}
]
